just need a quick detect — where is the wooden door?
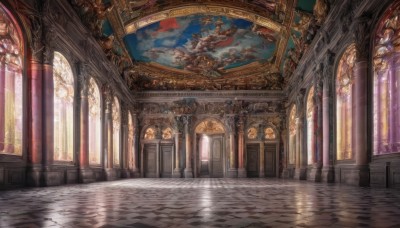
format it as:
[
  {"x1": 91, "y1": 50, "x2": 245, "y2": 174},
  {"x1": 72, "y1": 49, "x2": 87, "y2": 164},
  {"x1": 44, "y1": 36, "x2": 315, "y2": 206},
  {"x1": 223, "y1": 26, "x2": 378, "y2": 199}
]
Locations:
[
  {"x1": 265, "y1": 144, "x2": 276, "y2": 177},
  {"x1": 247, "y1": 144, "x2": 259, "y2": 177},
  {"x1": 161, "y1": 144, "x2": 173, "y2": 178},
  {"x1": 144, "y1": 144, "x2": 157, "y2": 178},
  {"x1": 210, "y1": 135, "x2": 224, "y2": 178}
]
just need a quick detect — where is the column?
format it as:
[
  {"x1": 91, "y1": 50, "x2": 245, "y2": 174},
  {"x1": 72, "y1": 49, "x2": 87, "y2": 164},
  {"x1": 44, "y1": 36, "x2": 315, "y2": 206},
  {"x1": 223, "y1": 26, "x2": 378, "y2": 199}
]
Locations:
[
  {"x1": 183, "y1": 116, "x2": 193, "y2": 178},
  {"x1": 121, "y1": 110, "x2": 130, "y2": 178},
  {"x1": 43, "y1": 60, "x2": 54, "y2": 171},
  {"x1": 131, "y1": 114, "x2": 139, "y2": 177},
  {"x1": 353, "y1": 16, "x2": 369, "y2": 186},
  {"x1": 104, "y1": 87, "x2": 114, "y2": 180},
  {"x1": 237, "y1": 115, "x2": 246, "y2": 177},
  {"x1": 322, "y1": 77, "x2": 330, "y2": 168},
  {"x1": 79, "y1": 67, "x2": 89, "y2": 169},
  {"x1": 27, "y1": 60, "x2": 43, "y2": 186},
  {"x1": 0, "y1": 63, "x2": 5, "y2": 151},
  {"x1": 173, "y1": 131, "x2": 181, "y2": 177},
  {"x1": 227, "y1": 116, "x2": 237, "y2": 177}
]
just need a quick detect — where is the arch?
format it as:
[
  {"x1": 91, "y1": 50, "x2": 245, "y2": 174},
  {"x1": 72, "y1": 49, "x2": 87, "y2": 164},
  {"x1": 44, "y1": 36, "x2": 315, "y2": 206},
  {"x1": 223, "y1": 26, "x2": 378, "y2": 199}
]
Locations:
[
  {"x1": 144, "y1": 126, "x2": 156, "y2": 140},
  {"x1": 0, "y1": 3, "x2": 24, "y2": 156},
  {"x1": 53, "y1": 52, "x2": 74, "y2": 161},
  {"x1": 88, "y1": 77, "x2": 101, "y2": 165},
  {"x1": 336, "y1": 44, "x2": 356, "y2": 161},
  {"x1": 264, "y1": 127, "x2": 276, "y2": 140},
  {"x1": 112, "y1": 96, "x2": 120, "y2": 166},
  {"x1": 306, "y1": 86, "x2": 315, "y2": 165},
  {"x1": 195, "y1": 119, "x2": 226, "y2": 134},
  {"x1": 288, "y1": 105, "x2": 296, "y2": 165},
  {"x1": 372, "y1": 0, "x2": 400, "y2": 155}
]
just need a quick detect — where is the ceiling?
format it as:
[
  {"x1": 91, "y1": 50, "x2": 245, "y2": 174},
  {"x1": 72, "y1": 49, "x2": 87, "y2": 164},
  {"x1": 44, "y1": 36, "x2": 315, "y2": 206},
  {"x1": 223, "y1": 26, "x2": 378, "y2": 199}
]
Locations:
[{"x1": 71, "y1": 0, "x2": 328, "y2": 91}]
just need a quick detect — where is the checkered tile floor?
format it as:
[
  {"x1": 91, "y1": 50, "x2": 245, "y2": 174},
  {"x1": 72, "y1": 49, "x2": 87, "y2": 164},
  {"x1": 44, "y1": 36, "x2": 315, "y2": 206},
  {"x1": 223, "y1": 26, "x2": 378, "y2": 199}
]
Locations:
[{"x1": 1, "y1": 178, "x2": 400, "y2": 227}]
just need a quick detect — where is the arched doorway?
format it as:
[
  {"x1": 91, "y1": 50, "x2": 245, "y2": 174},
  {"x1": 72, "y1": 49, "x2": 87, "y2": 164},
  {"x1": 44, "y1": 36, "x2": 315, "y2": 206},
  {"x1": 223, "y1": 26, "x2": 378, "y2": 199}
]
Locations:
[{"x1": 195, "y1": 119, "x2": 226, "y2": 178}]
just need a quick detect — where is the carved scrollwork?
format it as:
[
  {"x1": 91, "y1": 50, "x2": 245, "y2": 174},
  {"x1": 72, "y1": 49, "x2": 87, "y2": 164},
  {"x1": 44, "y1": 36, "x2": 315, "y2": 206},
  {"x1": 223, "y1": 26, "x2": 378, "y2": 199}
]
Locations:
[{"x1": 352, "y1": 15, "x2": 371, "y2": 61}]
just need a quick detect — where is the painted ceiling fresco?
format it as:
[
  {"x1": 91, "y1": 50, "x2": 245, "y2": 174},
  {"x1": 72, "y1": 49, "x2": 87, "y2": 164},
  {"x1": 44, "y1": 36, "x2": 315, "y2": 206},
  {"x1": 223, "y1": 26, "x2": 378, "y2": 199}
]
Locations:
[
  {"x1": 71, "y1": 0, "x2": 329, "y2": 90},
  {"x1": 124, "y1": 15, "x2": 278, "y2": 77}
]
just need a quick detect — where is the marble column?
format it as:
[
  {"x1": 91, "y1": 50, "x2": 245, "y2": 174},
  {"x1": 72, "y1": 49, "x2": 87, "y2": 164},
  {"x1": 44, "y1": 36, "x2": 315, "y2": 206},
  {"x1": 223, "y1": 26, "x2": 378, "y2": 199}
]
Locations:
[
  {"x1": 237, "y1": 115, "x2": 246, "y2": 178},
  {"x1": 353, "y1": 17, "x2": 370, "y2": 186},
  {"x1": 227, "y1": 116, "x2": 237, "y2": 177},
  {"x1": 130, "y1": 114, "x2": 140, "y2": 177},
  {"x1": 0, "y1": 63, "x2": 5, "y2": 151},
  {"x1": 322, "y1": 76, "x2": 335, "y2": 182},
  {"x1": 43, "y1": 63, "x2": 54, "y2": 171},
  {"x1": 311, "y1": 78, "x2": 323, "y2": 182},
  {"x1": 121, "y1": 110, "x2": 130, "y2": 178},
  {"x1": 27, "y1": 60, "x2": 43, "y2": 186},
  {"x1": 104, "y1": 87, "x2": 115, "y2": 180},
  {"x1": 173, "y1": 131, "x2": 182, "y2": 178},
  {"x1": 183, "y1": 116, "x2": 193, "y2": 178},
  {"x1": 78, "y1": 64, "x2": 93, "y2": 183}
]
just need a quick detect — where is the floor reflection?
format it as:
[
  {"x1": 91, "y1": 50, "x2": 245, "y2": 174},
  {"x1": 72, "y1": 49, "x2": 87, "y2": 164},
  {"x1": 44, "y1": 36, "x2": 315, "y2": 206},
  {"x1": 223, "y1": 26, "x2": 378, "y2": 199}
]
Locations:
[{"x1": 0, "y1": 179, "x2": 400, "y2": 227}]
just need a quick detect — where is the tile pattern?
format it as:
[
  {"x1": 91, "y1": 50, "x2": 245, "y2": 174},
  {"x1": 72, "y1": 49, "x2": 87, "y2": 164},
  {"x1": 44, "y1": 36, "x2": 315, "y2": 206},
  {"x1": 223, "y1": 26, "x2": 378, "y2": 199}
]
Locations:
[{"x1": 1, "y1": 179, "x2": 400, "y2": 227}]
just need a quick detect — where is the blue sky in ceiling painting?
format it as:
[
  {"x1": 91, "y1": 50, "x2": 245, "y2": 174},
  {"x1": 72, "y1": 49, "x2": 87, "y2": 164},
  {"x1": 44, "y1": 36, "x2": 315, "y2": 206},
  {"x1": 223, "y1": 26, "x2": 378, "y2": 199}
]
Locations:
[{"x1": 124, "y1": 14, "x2": 278, "y2": 72}]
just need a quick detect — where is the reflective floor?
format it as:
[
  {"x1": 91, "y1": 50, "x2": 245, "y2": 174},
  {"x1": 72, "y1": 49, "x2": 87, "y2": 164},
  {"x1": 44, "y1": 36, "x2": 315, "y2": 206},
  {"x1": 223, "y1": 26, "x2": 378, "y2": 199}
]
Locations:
[{"x1": 1, "y1": 179, "x2": 400, "y2": 227}]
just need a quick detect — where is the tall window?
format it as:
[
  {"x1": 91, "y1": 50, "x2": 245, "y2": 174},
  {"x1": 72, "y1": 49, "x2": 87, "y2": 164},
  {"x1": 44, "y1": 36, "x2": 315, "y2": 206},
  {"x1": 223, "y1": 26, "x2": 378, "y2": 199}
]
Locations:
[
  {"x1": 88, "y1": 78, "x2": 101, "y2": 164},
  {"x1": 112, "y1": 97, "x2": 120, "y2": 166},
  {"x1": 53, "y1": 52, "x2": 74, "y2": 161},
  {"x1": 0, "y1": 4, "x2": 23, "y2": 156},
  {"x1": 289, "y1": 105, "x2": 296, "y2": 164},
  {"x1": 373, "y1": 1, "x2": 400, "y2": 155},
  {"x1": 306, "y1": 86, "x2": 315, "y2": 165},
  {"x1": 336, "y1": 44, "x2": 356, "y2": 160}
]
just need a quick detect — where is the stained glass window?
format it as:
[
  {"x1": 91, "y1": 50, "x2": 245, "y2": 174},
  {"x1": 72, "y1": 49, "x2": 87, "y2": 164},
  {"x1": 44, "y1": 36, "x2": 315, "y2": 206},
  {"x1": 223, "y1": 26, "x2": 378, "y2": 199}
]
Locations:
[
  {"x1": 289, "y1": 105, "x2": 296, "y2": 164},
  {"x1": 88, "y1": 78, "x2": 101, "y2": 165},
  {"x1": 112, "y1": 97, "x2": 120, "y2": 166},
  {"x1": 0, "y1": 3, "x2": 23, "y2": 156},
  {"x1": 264, "y1": 127, "x2": 276, "y2": 140},
  {"x1": 336, "y1": 44, "x2": 356, "y2": 160},
  {"x1": 373, "y1": 1, "x2": 400, "y2": 155},
  {"x1": 53, "y1": 52, "x2": 74, "y2": 161},
  {"x1": 306, "y1": 86, "x2": 315, "y2": 165}
]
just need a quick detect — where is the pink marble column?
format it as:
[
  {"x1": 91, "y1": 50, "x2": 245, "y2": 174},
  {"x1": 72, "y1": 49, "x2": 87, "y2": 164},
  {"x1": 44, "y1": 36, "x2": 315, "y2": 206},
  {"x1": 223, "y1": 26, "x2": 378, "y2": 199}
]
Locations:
[
  {"x1": 106, "y1": 101, "x2": 113, "y2": 169},
  {"x1": 322, "y1": 80, "x2": 330, "y2": 167},
  {"x1": 173, "y1": 131, "x2": 181, "y2": 177},
  {"x1": 43, "y1": 63, "x2": 54, "y2": 169},
  {"x1": 131, "y1": 115, "x2": 139, "y2": 175},
  {"x1": 183, "y1": 116, "x2": 193, "y2": 178},
  {"x1": 295, "y1": 117, "x2": 302, "y2": 170},
  {"x1": 28, "y1": 61, "x2": 43, "y2": 165},
  {"x1": 0, "y1": 63, "x2": 5, "y2": 151},
  {"x1": 354, "y1": 60, "x2": 368, "y2": 166},
  {"x1": 80, "y1": 77, "x2": 89, "y2": 169},
  {"x1": 237, "y1": 115, "x2": 246, "y2": 177}
]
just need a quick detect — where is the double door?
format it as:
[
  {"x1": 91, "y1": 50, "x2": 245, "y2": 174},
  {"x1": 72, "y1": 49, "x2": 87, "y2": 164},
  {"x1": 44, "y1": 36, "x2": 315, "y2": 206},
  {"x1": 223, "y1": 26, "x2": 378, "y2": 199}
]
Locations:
[
  {"x1": 246, "y1": 143, "x2": 277, "y2": 177},
  {"x1": 143, "y1": 143, "x2": 173, "y2": 178},
  {"x1": 200, "y1": 135, "x2": 224, "y2": 178}
]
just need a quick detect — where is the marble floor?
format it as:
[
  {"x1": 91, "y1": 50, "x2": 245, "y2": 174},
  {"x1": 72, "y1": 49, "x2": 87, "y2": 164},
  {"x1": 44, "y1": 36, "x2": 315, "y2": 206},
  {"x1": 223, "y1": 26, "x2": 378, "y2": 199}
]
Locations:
[{"x1": 1, "y1": 179, "x2": 400, "y2": 228}]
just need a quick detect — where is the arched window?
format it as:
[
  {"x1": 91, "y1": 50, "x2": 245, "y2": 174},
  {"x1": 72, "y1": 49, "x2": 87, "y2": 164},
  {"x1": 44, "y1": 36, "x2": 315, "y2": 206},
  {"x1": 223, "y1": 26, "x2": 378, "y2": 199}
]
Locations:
[
  {"x1": 289, "y1": 105, "x2": 297, "y2": 164},
  {"x1": 0, "y1": 3, "x2": 23, "y2": 155},
  {"x1": 88, "y1": 78, "x2": 101, "y2": 165},
  {"x1": 112, "y1": 97, "x2": 120, "y2": 166},
  {"x1": 306, "y1": 86, "x2": 315, "y2": 165},
  {"x1": 53, "y1": 52, "x2": 74, "y2": 161},
  {"x1": 264, "y1": 127, "x2": 276, "y2": 140},
  {"x1": 336, "y1": 44, "x2": 356, "y2": 160},
  {"x1": 373, "y1": 1, "x2": 400, "y2": 155}
]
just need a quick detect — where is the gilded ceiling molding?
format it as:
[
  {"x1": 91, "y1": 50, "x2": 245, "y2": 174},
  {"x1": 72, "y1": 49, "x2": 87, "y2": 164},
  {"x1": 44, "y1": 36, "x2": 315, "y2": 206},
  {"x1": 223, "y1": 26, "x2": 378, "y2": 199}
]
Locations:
[{"x1": 124, "y1": 5, "x2": 282, "y2": 34}]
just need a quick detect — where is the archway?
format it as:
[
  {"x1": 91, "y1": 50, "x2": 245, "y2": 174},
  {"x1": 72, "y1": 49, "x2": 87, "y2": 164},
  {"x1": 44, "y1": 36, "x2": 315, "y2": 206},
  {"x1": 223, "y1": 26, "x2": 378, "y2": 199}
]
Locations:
[{"x1": 195, "y1": 119, "x2": 226, "y2": 178}]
